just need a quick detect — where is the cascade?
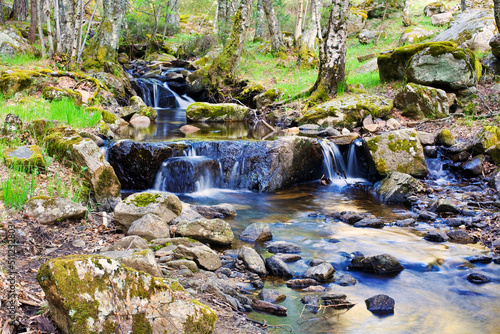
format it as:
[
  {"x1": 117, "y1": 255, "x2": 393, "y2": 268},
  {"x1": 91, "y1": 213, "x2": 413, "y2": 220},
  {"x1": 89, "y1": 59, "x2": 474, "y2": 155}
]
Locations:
[
  {"x1": 135, "y1": 78, "x2": 194, "y2": 109},
  {"x1": 346, "y1": 138, "x2": 363, "y2": 178},
  {"x1": 320, "y1": 140, "x2": 348, "y2": 181}
]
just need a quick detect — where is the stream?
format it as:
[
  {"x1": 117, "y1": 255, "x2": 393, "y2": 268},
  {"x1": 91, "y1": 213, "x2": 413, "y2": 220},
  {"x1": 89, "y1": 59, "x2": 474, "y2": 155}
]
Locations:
[{"x1": 111, "y1": 76, "x2": 500, "y2": 333}]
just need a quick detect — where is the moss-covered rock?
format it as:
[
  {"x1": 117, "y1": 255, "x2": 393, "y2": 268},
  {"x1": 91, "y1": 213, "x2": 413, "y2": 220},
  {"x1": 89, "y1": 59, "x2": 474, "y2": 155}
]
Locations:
[
  {"x1": 347, "y1": 7, "x2": 367, "y2": 36},
  {"x1": 37, "y1": 255, "x2": 217, "y2": 334},
  {"x1": 0, "y1": 69, "x2": 36, "y2": 97},
  {"x1": 4, "y1": 145, "x2": 45, "y2": 170},
  {"x1": 186, "y1": 102, "x2": 250, "y2": 122},
  {"x1": 237, "y1": 84, "x2": 264, "y2": 108},
  {"x1": 435, "y1": 128, "x2": 455, "y2": 147},
  {"x1": 400, "y1": 28, "x2": 434, "y2": 45},
  {"x1": 43, "y1": 126, "x2": 121, "y2": 204},
  {"x1": 89, "y1": 65, "x2": 135, "y2": 105},
  {"x1": 474, "y1": 125, "x2": 500, "y2": 164},
  {"x1": 423, "y1": 2, "x2": 445, "y2": 16},
  {"x1": 393, "y1": 83, "x2": 453, "y2": 119},
  {"x1": 253, "y1": 88, "x2": 285, "y2": 109},
  {"x1": 300, "y1": 93, "x2": 393, "y2": 129},
  {"x1": 98, "y1": 249, "x2": 161, "y2": 276},
  {"x1": 0, "y1": 25, "x2": 38, "y2": 57},
  {"x1": 114, "y1": 191, "x2": 182, "y2": 232},
  {"x1": 42, "y1": 86, "x2": 83, "y2": 106},
  {"x1": 119, "y1": 96, "x2": 157, "y2": 122},
  {"x1": 374, "y1": 171, "x2": 424, "y2": 203},
  {"x1": 366, "y1": 128, "x2": 428, "y2": 178},
  {"x1": 24, "y1": 196, "x2": 87, "y2": 224},
  {"x1": 377, "y1": 41, "x2": 456, "y2": 82},
  {"x1": 176, "y1": 218, "x2": 234, "y2": 246}
]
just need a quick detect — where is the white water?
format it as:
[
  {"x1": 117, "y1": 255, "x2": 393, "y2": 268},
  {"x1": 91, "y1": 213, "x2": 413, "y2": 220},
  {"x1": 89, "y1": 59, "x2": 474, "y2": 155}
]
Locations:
[{"x1": 136, "y1": 78, "x2": 195, "y2": 109}]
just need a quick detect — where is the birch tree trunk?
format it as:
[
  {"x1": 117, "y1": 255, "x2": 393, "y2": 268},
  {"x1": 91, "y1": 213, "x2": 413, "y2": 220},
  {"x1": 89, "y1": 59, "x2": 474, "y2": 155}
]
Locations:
[
  {"x1": 217, "y1": 0, "x2": 231, "y2": 37},
  {"x1": 53, "y1": 0, "x2": 61, "y2": 53},
  {"x1": 294, "y1": 0, "x2": 304, "y2": 43},
  {"x1": 309, "y1": 0, "x2": 349, "y2": 99},
  {"x1": 44, "y1": 0, "x2": 54, "y2": 56},
  {"x1": 296, "y1": 0, "x2": 320, "y2": 68},
  {"x1": 166, "y1": 0, "x2": 180, "y2": 31},
  {"x1": 29, "y1": 0, "x2": 37, "y2": 43},
  {"x1": 262, "y1": 0, "x2": 283, "y2": 52},
  {"x1": 494, "y1": 0, "x2": 500, "y2": 30},
  {"x1": 36, "y1": 0, "x2": 45, "y2": 56},
  {"x1": 82, "y1": 0, "x2": 126, "y2": 68},
  {"x1": 59, "y1": 0, "x2": 76, "y2": 55},
  {"x1": 209, "y1": 0, "x2": 254, "y2": 80},
  {"x1": 402, "y1": 0, "x2": 411, "y2": 26},
  {"x1": 254, "y1": 0, "x2": 265, "y2": 41}
]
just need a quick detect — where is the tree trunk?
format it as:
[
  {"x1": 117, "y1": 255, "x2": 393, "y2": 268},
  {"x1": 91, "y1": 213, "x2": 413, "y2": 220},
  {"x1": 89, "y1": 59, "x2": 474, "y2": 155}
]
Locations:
[
  {"x1": 53, "y1": 0, "x2": 61, "y2": 53},
  {"x1": 217, "y1": 0, "x2": 233, "y2": 39},
  {"x1": 209, "y1": 0, "x2": 254, "y2": 80},
  {"x1": 45, "y1": 0, "x2": 54, "y2": 56},
  {"x1": 36, "y1": 0, "x2": 45, "y2": 56},
  {"x1": 294, "y1": 0, "x2": 304, "y2": 43},
  {"x1": 296, "y1": 0, "x2": 320, "y2": 68},
  {"x1": 309, "y1": 0, "x2": 349, "y2": 99},
  {"x1": 82, "y1": 0, "x2": 126, "y2": 69},
  {"x1": 0, "y1": 0, "x2": 4, "y2": 24},
  {"x1": 72, "y1": 0, "x2": 83, "y2": 58},
  {"x1": 59, "y1": 0, "x2": 76, "y2": 55},
  {"x1": 166, "y1": 0, "x2": 180, "y2": 31},
  {"x1": 461, "y1": 0, "x2": 466, "y2": 11},
  {"x1": 402, "y1": 0, "x2": 411, "y2": 26},
  {"x1": 254, "y1": 0, "x2": 265, "y2": 41},
  {"x1": 494, "y1": 0, "x2": 500, "y2": 30},
  {"x1": 29, "y1": 0, "x2": 37, "y2": 43},
  {"x1": 12, "y1": 0, "x2": 28, "y2": 21},
  {"x1": 262, "y1": 0, "x2": 283, "y2": 52}
]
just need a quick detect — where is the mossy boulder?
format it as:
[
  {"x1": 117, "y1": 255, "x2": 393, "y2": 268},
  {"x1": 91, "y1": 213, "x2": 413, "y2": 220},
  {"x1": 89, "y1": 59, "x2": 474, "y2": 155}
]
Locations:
[
  {"x1": 4, "y1": 145, "x2": 45, "y2": 170},
  {"x1": 0, "y1": 69, "x2": 36, "y2": 97},
  {"x1": 400, "y1": 28, "x2": 434, "y2": 45},
  {"x1": 423, "y1": 2, "x2": 445, "y2": 16},
  {"x1": 406, "y1": 43, "x2": 481, "y2": 92},
  {"x1": 366, "y1": 128, "x2": 428, "y2": 177},
  {"x1": 300, "y1": 93, "x2": 392, "y2": 129},
  {"x1": 474, "y1": 126, "x2": 500, "y2": 165},
  {"x1": 432, "y1": 9, "x2": 497, "y2": 51},
  {"x1": 0, "y1": 25, "x2": 37, "y2": 57},
  {"x1": 42, "y1": 87, "x2": 83, "y2": 106},
  {"x1": 24, "y1": 196, "x2": 87, "y2": 224},
  {"x1": 119, "y1": 96, "x2": 157, "y2": 122},
  {"x1": 176, "y1": 218, "x2": 234, "y2": 246},
  {"x1": 114, "y1": 191, "x2": 182, "y2": 232},
  {"x1": 100, "y1": 109, "x2": 117, "y2": 124},
  {"x1": 237, "y1": 84, "x2": 264, "y2": 108},
  {"x1": 374, "y1": 171, "x2": 424, "y2": 203},
  {"x1": 186, "y1": 102, "x2": 250, "y2": 122},
  {"x1": 394, "y1": 83, "x2": 453, "y2": 119},
  {"x1": 435, "y1": 128, "x2": 455, "y2": 147},
  {"x1": 347, "y1": 7, "x2": 367, "y2": 36},
  {"x1": 174, "y1": 244, "x2": 222, "y2": 271},
  {"x1": 254, "y1": 88, "x2": 285, "y2": 109},
  {"x1": 377, "y1": 41, "x2": 456, "y2": 82},
  {"x1": 98, "y1": 249, "x2": 161, "y2": 276},
  {"x1": 37, "y1": 255, "x2": 217, "y2": 334},
  {"x1": 89, "y1": 66, "x2": 135, "y2": 105},
  {"x1": 43, "y1": 126, "x2": 121, "y2": 205}
]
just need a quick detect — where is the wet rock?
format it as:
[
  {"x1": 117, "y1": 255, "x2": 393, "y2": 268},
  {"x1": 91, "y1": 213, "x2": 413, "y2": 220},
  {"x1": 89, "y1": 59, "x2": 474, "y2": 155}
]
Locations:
[
  {"x1": 431, "y1": 198, "x2": 461, "y2": 214},
  {"x1": 433, "y1": 9, "x2": 496, "y2": 51},
  {"x1": 342, "y1": 211, "x2": 365, "y2": 224},
  {"x1": 329, "y1": 133, "x2": 360, "y2": 145},
  {"x1": 265, "y1": 256, "x2": 295, "y2": 279},
  {"x1": 259, "y1": 289, "x2": 286, "y2": 303},
  {"x1": 238, "y1": 246, "x2": 266, "y2": 277},
  {"x1": 353, "y1": 217, "x2": 384, "y2": 228},
  {"x1": 488, "y1": 170, "x2": 500, "y2": 192},
  {"x1": 467, "y1": 255, "x2": 492, "y2": 264},
  {"x1": 99, "y1": 249, "x2": 161, "y2": 277},
  {"x1": 37, "y1": 255, "x2": 217, "y2": 334},
  {"x1": 24, "y1": 196, "x2": 87, "y2": 225},
  {"x1": 167, "y1": 259, "x2": 198, "y2": 272},
  {"x1": 349, "y1": 254, "x2": 404, "y2": 274},
  {"x1": 418, "y1": 211, "x2": 438, "y2": 221},
  {"x1": 436, "y1": 129, "x2": 455, "y2": 147},
  {"x1": 187, "y1": 102, "x2": 249, "y2": 122},
  {"x1": 114, "y1": 191, "x2": 182, "y2": 233},
  {"x1": 333, "y1": 273, "x2": 357, "y2": 286},
  {"x1": 447, "y1": 230, "x2": 478, "y2": 244},
  {"x1": 193, "y1": 203, "x2": 237, "y2": 219},
  {"x1": 251, "y1": 298, "x2": 287, "y2": 316},
  {"x1": 301, "y1": 295, "x2": 320, "y2": 313},
  {"x1": 127, "y1": 213, "x2": 170, "y2": 241},
  {"x1": 274, "y1": 254, "x2": 301, "y2": 262},
  {"x1": 462, "y1": 155, "x2": 483, "y2": 176},
  {"x1": 318, "y1": 126, "x2": 341, "y2": 137},
  {"x1": 266, "y1": 241, "x2": 301, "y2": 254},
  {"x1": 365, "y1": 294, "x2": 395, "y2": 315},
  {"x1": 175, "y1": 244, "x2": 222, "y2": 271},
  {"x1": 321, "y1": 294, "x2": 355, "y2": 309},
  {"x1": 240, "y1": 222, "x2": 273, "y2": 242},
  {"x1": 445, "y1": 217, "x2": 466, "y2": 227},
  {"x1": 424, "y1": 231, "x2": 447, "y2": 242},
  {"x1": 467, "y1": 273, "x2": 490, "y2": 284},
  {"x1": 374, "y1": 171, "x2": 424, "y2": 203},
  {"x1": 366, "y1": 128, "x2": 428, "y2": 178},
  {"x1": 286, "y1": 278, "x2": 318, "y2": 289},
  {"x1": 110, "y1": 235, "x2": 149, "y2": 251},
  {"x1": 176, "y1": 218, "x2": 234, "y2": 246},
  {"x1": 394, "y1": 83, "x2": 451, "y2": 120},
  {"x1": 309, "y1": 259, "x2": 328, "y2": 266},
  {"x1": 492, "y1": 238, "x2": 500, "y2": 252},
  {"x1": 303, "y1": 262, "x2": 335, "y2": 282},
  {"x1": 423, "y1": 146, "x2": 438, "y2": 158},
  {"x1": 395, "y1": 218, "x2": 416, "y2": 227}
]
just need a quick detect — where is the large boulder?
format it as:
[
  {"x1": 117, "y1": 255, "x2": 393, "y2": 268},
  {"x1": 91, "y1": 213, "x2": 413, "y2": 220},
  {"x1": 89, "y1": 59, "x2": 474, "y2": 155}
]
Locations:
[
  {"x1": 186, "y1": 102, "x2": 250, "y2": 122},
  {"x1": 238, "y1": 246, "x2": 267, "y2": 277},
  {"x1": 406, "y1": 43, "x2": 481, "y2": 92},
  {"x1": 374, "y1": 172, "x2": 424, "y2": 203},
  {"x1": 394, "y1": 83, "x2": 454, "y2": 119},
  {"x1": 114, "y1": 191, "x2": 182, "y2": 232},
  {"x1": 433, "y1": 9, "x2": 497, "y2": 51},
  {"x1": 431, "y1": 12, "x2": 453, "y2": 26},
  {"x1": 174, "y1": 244, "x2": 222, "y2": 271},
  {"x1": 127, "y1": 213, "x2": 171, "y2": 241},
  {"x1": 303, "y1": 262, "x2": 335, "y2": 282},
  {"x1": 24, "y1": 196, "x2": 87, "y2": 225},
  {"x1": 99, "y1": 249, "x2": 161, "y2": 276},
  {"x1": 119, "y1": 96, "x2": 157, "y2": 122},
  {"x1": 347, "y1": 8, "x2": 367, "y2": 36},
  {"x1": 490, "y1": 34, "x2": 500, "y2": 59},
  {"x1": 253, "y1": 88, "x2": 284, "y2": 109},
  {"x1": 473, "y1": 126, "x2": 500, "y2": 164},
  {"x1": 300, "y1": 93, "x2": 392, "y2": 129},
  {"x1": 378, "y1": 41, "x2": 456, "y2": 82},
  {"x1": 176, "y1": 218, "x2": 234, "y2": 246},
  {"x1": 366, "y1": 128, "x2": 428, "y2": 177},
  {"x1": 37, "y1": 255, "x2": 216, "y2": 334},
  {"x1": 400, "y1": 28, "x2": 434, "y2": 45},
  {"x1": 44, "y1": 126, "x2": 121, "y2": 205},
  {"x1": 240, "y1": 222, "x2": 273, "y2": 242},
  {"x1": 0, "y1": 25, "x2": 37, "y2": 57},
  {"x1": 42, "y1": 87, "x2": 83, "y2": 106},
  {"x1": 4, "y1": 145, "x2": 45, "y2": 170},
  {"x1": 423, "y1": 3, "x2": 445, "y2": 16}
]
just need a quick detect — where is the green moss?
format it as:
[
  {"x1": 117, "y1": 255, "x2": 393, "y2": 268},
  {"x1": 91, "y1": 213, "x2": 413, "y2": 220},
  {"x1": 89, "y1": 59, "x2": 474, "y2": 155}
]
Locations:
[
  {"x1": 375, "y1": 157, "x2": 389, "y2": 174},
  {"x1": 183, "y1": 299, "x2": 218, "y2": 334},
  {"x1": 102, "y1": 320, "x2": 118, "y2": 334},
  {"x1": 127, "y1": 193, "x2": 161, "y2": 207},
  {"x1": 131, "y1": 314, "x2": 153, "y2": 334},
  {"x1": 170, "y1": 280, "x2": 185, "y2": 292},
  {"x1": 44, "y1": 126, "x2": 84, "y2": 160},
  {"x1": 436, "y1": 128, "x2": 454, "y2": 147},
  {"x1": 387, "y1": 138, "x2": 418, "y2": 153},
  {"x1": 0, "y1": 70, "x2": 37, "y2": 97},
  {"x1": 367, "y1": 136, "x2": 380, "y2": 153},
  {"x1": 95, "y1": 168, "x2": 121, "y2": 198}
]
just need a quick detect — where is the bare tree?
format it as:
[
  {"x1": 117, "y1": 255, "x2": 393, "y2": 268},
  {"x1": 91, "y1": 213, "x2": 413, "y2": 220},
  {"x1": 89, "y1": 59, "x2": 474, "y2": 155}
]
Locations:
[
  {"x1": 36, "y1": 0, "x2": 45, "y2": 56},
  {"x1": 11, "y1": 0, "x2": 28, "y2": 21},
  {"x1": 295, "y1": 0, "x2": 305, "y2": 43},
  {"x1": 166, "y1": 0, "x2": 180, "y2": 31},
  {"x1": 296, "y1": 0, "x2": 320, "y2": 68},
  {"x1": 59, "y1": 0, "x2": 76, "y2": 55},
  {"x1": 29, "y1": 0, "x2": 37, "y2": 43},
  {"x1": 254, "y1": 0, "x2": 265, "y2": 41},
  {"x1": 402, "y1": 0, "x2": 411, "y2": 26},
  {"x1": 494, "y1": 0, "x2": 500, "y2": 30},
  {"x1": 262, "y1": 0, "x2": 283, "y2": 52},
  {"x1": 309, "y1": 0, "x2": 349, "y2": 100},
  {"x1": 44, "y1": 0, "x2": 54, "y2": 56}
]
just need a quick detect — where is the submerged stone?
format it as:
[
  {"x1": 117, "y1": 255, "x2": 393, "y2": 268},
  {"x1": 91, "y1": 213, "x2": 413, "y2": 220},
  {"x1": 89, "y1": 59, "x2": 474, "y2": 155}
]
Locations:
[
  {"x1": 349, "y1": 254, "x2": 404, "y2": 274},
  {"x1": 240, "y1": 222, "x2": 273, "y2": 242},
  {"x1": 365, "y1": 294, "x2": 395, "y2": 315}
]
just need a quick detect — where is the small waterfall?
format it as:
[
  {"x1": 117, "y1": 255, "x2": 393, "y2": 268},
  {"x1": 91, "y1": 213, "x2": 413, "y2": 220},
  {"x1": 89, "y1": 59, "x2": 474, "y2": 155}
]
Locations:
[
  {"x1": 228, "y1": 161, "x2": 240, "y2": 188},
  {"x1": 346, "y1": 138, "x2": 363, "y2": 178},
  {"x1": 135, "y1": 78, "x2": 194, "y2": 109},
  {"x1": 320, "y1": 140, "x2": 347, "y2": 181}
]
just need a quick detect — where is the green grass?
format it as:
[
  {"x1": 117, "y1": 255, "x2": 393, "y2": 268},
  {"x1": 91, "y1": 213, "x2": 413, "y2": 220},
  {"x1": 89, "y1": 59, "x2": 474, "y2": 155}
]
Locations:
[
  {"x1": 1, "y1": 164, "x2": 37, "y2": 210},
  {"x1": 0, "y1": 95, "x2": 102, "y2": 129},
  {"x1": 0, "y1": 53, "x2": 39, "y2": 66}
]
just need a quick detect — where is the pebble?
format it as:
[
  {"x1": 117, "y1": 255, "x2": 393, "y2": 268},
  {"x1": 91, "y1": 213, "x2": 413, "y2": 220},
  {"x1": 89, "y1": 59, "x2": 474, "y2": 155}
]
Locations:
[
  {"x1": 72, "y1": 239, "x2": 85, "y2": 248},
  {"x1": 467, "y1": 273, "x2": 490, "y2": 284}
]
